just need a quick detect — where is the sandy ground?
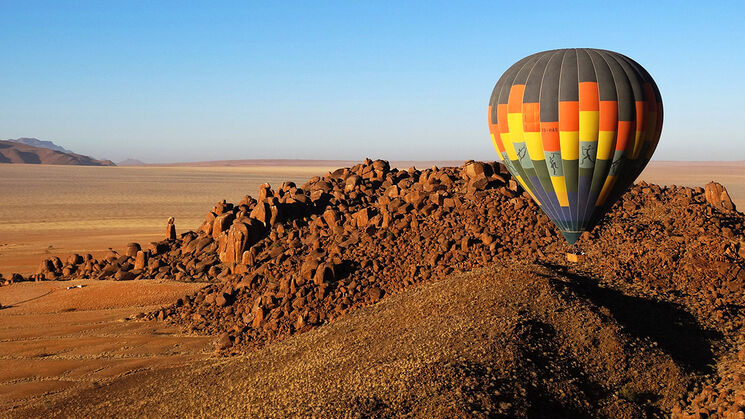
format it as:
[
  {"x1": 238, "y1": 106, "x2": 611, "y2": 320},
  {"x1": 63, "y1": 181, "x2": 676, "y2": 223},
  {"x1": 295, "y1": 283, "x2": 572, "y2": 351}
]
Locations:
[
  {"x1": 0, "y1": 279, "x2": 209, "y2": 413},
  {"x1": 0, "y1": 165, "x2": 335, "y2": 276},
  {"x1": 12, "y1": 264, "x2": 698, "y2": 418}
]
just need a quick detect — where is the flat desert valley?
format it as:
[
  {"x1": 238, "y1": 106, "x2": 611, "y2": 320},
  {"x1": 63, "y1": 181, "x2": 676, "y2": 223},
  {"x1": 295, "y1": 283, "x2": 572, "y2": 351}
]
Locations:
[
  {"x1": 1, "y1": 159, "x2": 744, "y2": 415},
  {"x1": 0, "y1": 164, "x2": 342, "y2": 277}
]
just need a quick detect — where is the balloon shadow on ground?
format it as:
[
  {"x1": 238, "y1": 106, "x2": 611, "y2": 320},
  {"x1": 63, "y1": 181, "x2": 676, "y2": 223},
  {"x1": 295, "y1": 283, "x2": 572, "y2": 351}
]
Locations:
[{"x1": 537, "y1": 262, "x2": 721, "y2": 375}]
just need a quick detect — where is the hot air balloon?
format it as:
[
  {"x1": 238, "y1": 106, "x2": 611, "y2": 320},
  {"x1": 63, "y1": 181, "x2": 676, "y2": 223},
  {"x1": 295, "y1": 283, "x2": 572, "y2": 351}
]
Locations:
[{"x1": 487, "y1": 48, "x2": 662, "y2": 248}]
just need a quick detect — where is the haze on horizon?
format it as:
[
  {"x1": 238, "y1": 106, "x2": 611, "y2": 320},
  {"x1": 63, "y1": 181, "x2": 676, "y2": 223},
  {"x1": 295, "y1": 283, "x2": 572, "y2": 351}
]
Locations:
[{"x1": 1, "y1": 1, "x2": 743, "y2": 163}]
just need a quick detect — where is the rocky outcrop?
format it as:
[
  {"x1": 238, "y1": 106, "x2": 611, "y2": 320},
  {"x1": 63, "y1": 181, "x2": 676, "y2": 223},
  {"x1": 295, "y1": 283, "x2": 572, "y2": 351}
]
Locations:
[{"x1": 705, "y1": 181, "x2": 736, "y2": 211}]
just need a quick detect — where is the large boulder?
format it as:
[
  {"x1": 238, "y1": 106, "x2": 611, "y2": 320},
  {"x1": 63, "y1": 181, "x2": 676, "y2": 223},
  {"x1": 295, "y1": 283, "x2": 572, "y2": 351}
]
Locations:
[
  {"x1": 705, "y1": 182, "x2": 736, "y2": 210},
  {"x1": 124, "y1": 242, "x2": 141, "y2": 258},
  {"x1": 218, "y1": 219, "x2": 262, "y2": 264},
  {"x1": 134, "y1": 251, "x2": 148, "y2": 270}
]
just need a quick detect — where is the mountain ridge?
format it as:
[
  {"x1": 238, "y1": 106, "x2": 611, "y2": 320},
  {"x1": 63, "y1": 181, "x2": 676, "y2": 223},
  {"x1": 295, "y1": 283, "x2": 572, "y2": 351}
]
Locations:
[
  {"x1": 0, "y1": 140, "x2": 115, "y2": 166},
  {"x1": 6, "y1": 137, "x2": 73, "y2": 154}
]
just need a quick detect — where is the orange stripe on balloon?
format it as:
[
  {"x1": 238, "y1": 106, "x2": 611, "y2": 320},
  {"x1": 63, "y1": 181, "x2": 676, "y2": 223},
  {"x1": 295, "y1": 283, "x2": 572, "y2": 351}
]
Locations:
[
  {"x1": 558, "y1": 101, "x2": 579, "y2": 131},
  {"x1": 579, "y1": 82, "x2": 599, "y2": 111},
  {"x1": 540, "y1": 122, "x2": 560, "y2": 152},
  {"x1": 599, "y1": 101, "x2": 618, "y2": 131},
  {"x1": 522, "y1": 102, "x2": 540, "y2": 132},
  {"x1": 497, "y1": 104, "x2": 509, "y2": 133},
  {"x1": 634, "y1": 101, "x2": 645, "y2": 132},
  {"x1": 615, "y1": 121, "x2": 633, "y2": 151},
  {"x1": 507, "y1": 85, "x2": 526, "y2": 113},
  {"x1": 494, "y1": 134, "x2": 505, "y2": 152}
]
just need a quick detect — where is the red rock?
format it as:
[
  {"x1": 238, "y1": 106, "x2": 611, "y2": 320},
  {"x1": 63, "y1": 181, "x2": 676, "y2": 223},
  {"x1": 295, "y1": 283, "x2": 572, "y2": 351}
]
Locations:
[
  {"x1": 216, "y1": 293, "x2": 231, "y2": 307},
  {"x1": 37, "y1": 259, "x2": 55, "y2": 274},
  {"x1": 219, "y1": 220, "x2": 260, "y2": 264},
  {"x1": 344, "y1": 175, "x2": 361, "y2": 192},
  {"x1": 369, "y1": 287, "x2": 383, "y2": 302},
  {"x1": 323, "y1": 209, "x2": 340, "y2": 227},
  {"x1": 241, "y1": 250, "x2": 255, "y2": 266},
  {"x1": 250, "y1": 202, "x2": 272, "y2": 228},
  {"x1": 354, "y1": 207, "x2": 373, "y2": 228},
  {"x1": 258, "y1": 183, "x2": 273, "y2": 202},
  {"x1": 705, "y1": 182, "x2": 736, "y2": 210},
  {"x1": 301, "y1": 258, "x2": 319, "y2": 280},
  {"x1": 67, "y1": 254, "x2": 84, "y2": 265},
  {"x1": 166, "y1": 217, "x2": 176, "y2": 240},
  {"x1": 463, "y1": 161, "x2": 490, "y2": 179},
  {"x1": 217, "y1": 333, "x2": 233, "y2": 350},
  {"x1": 313, "y1": 262, "x2": 335, "y2": 285},
  {"x1": 124, "y1": 242, "x2": 141, "y2": 258},
  {"x1": 469, "y1": 177, "x2": 489, "y2": 191},
  {"x1": 114, "y1": 270, "x2": 136, "y2": 281},
  {"x1": 134, "y1": 251, "x2": 148, "y2": 270},
  {"x1": 212, "y1": 213, "x2": 235, "y2": 239},
  {"x1": 252, "y1": 305, "x2": 265, "y2": 328}
]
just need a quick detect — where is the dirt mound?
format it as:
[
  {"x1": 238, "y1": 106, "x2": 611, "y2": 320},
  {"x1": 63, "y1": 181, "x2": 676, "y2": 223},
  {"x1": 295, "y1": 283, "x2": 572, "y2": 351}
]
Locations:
[
  {"x1": 0, "y1": 140, "x2": 114, "y2": 166},
  {"x1": 12, "y1": 158, "x2": 745, "y2": 416},
  {"x1": 16, "y1": 264, "x2": 703, "y2": 417}
]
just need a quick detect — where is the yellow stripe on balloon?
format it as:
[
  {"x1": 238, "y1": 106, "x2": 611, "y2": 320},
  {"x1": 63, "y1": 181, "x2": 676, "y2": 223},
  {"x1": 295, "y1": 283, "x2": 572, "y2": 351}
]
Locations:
[
  {"x1": 550, "y1": 176, "x2": 569, "y2": 206},
  {"x1": 507, "y1": 113, "x2": 525, "y2": 142},
  {"x1": 500, "y1": 133, "x2": 519, "y2": 161},
  {"x1": 596, "y1": 175, "x2": 618, "y2": 206},
  {"x1": 630, "y1": 131, "x2": 643, "y2": 159},
  {"x1": 559, "y1": 131, "x2": 579, "y2": 160},
  {"x1": 524, "y1": 132, "x2": 545, "y2": 160},
  {"x1": 596, "y1": 131, "x2": 616, "y2": 160},
  {"x1": 579, "y1": 111, "x2": 599, "y2": 142}
]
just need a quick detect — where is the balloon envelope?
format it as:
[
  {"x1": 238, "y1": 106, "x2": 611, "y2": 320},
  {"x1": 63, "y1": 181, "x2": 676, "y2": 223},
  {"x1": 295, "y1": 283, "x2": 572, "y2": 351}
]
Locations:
[{"x1": 488, "y1": 48, "x2": 662, "y2": 244}]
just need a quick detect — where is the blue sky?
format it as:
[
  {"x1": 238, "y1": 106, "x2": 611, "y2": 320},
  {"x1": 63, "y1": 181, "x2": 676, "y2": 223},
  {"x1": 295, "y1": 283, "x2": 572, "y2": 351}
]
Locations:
[{"x1": 1, "y1": 1, "x2": 743, "y2": 162}]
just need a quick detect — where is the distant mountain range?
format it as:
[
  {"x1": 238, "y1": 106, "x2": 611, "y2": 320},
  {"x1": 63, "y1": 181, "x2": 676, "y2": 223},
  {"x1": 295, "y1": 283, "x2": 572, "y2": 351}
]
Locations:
[
  {"x1": 117, "y1": 158, "x2": 146, "y2": 166},
  {"x1": 7, "y1": 137, "x2": 75, "y2": 154},
  {"x1": 0, "y1": 138, "x2": 115, "y2": 166}
]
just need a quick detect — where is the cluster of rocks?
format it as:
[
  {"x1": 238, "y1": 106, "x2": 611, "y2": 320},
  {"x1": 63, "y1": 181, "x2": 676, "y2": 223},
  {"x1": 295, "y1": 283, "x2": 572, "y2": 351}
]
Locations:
[
  {"x1": 0, "y1": 272, "x2": 26, "y2": 286},
  {"x1": 12, "y1": 158, "x2": 745, "y2": 417},
  {"x1": 137, "y1": 161, "x2": 744, "y2": 360},
  {"x1": 143, "y1": 159, "x2": 540, "y2": 351}
]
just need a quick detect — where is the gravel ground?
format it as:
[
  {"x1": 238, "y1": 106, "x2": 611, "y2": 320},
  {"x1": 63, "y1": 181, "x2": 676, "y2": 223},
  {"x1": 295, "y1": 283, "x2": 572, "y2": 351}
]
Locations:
[{"x1": 19, "y1": 262, "x2": 699, "y2": 418}]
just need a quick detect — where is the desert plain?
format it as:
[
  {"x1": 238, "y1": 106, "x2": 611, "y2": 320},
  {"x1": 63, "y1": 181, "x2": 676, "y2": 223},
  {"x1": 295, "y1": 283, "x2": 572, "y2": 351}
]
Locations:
[
  {"x1": 0, "y1": 163, "x2": 345, "y2": 277},
  {"x1": 0, "y1": 159, "x2": 744, "y2": 416}
]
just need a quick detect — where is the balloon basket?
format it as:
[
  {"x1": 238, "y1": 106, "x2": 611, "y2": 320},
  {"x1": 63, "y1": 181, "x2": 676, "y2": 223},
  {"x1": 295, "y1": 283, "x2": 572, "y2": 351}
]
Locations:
[{"x1": 566, "y1": 252, "x2": 587, "y2": 263}]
